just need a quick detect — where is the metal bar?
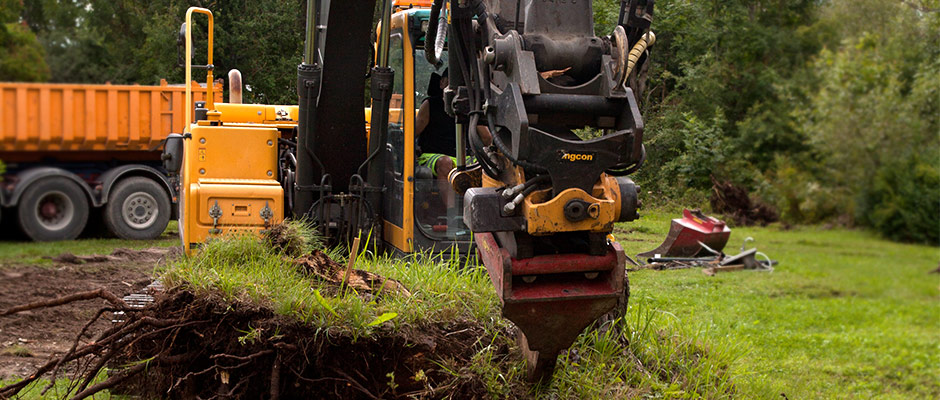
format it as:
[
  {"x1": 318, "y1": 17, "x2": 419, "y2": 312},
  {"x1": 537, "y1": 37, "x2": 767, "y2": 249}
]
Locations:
[
  {"x1": 304, "y1": 0, "x2": 318, "y2": 65},
  {"x1": 511, "y1": 250, "x2": 618, "y2": 276},
  {"x1": 377, "y1": 0, "x2": 392, "y2": 67},
  {"x1": 455, "y1": 123, "x2": 466, "y2": 168}
]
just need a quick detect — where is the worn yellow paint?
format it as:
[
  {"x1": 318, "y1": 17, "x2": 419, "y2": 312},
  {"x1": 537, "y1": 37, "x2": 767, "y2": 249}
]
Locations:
[{"x1": 522, "y1": 174, "x2": 623, "y2": 235}]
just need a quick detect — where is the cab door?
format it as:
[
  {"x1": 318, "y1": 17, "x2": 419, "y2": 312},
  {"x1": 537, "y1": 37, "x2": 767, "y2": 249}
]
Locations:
[{"x1": 381, "y1": 28, "x2": 414, "y2": 254}]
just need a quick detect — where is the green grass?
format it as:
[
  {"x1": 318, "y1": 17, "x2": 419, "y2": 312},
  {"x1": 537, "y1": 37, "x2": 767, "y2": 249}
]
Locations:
[
  {"x1": 159, "y1": 223, "x2": 744, "y2": 398},
  {"x1": 1, "y1": 373, "x2": 113, "y2": 399},
  {"x1": 615, "y1": 208, "x2": 940, "y2": 399},
  {"x1": 0, "y1": 221, "x2": 179, "y2": 266},
  {"x1": 160, "y1": 231, "x2": 501, "y2": 338},
  {"x1": 5, "y1": 212, "x2": 936, "y2": 398}
]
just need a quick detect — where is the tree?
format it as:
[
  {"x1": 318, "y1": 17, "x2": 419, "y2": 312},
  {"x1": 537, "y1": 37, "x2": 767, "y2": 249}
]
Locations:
[{"x1": 0, "y1": 0, "x2": 50, "y2": 81}]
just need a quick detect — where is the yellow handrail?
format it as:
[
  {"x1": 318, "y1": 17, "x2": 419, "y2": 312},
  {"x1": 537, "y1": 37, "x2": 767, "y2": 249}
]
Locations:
[{"x1": 184, "y1": 7, "x2": 214, "y2": 130}]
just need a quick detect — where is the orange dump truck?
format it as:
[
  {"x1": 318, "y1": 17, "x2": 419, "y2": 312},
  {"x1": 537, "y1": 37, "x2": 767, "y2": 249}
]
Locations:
[{"x1": 0, "y1": 80, "x2": 222, "y2": 241}]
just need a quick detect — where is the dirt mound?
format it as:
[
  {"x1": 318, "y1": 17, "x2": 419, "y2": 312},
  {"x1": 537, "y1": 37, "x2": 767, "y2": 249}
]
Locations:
[
  {"x1": 710, "y1": 176, "x2": 779, "y2": 226},
  {"x1": 0, "y1": 288, "x2": 504, "y2": 399},
  {"x1": 263, "y1": 223, "x2": 310, "y2": 258}
]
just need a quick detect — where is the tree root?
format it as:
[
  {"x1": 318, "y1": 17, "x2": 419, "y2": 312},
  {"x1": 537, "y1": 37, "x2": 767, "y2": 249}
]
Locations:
[{"x1": 0, "y1": 288, "x2": 127, "y2": 316}]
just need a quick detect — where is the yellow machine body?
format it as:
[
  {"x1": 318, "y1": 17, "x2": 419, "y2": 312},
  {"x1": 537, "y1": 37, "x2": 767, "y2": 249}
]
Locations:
[
  {"x1": 177, "y1": 9, "x2": 296, "y2": 253},
  {"x1": 181, "y1": 123, "x2": 284, "y2": 249},
  {"x1": 522, "y1": 175, "x2": 624, "y2": 235}
]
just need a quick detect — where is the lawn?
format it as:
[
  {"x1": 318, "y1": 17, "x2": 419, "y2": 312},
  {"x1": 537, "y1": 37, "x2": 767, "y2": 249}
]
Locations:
[
  {"x1": 615, "y1": 209, "x2": 940, "y2": 399},
  {"x1": 2, "y1": 211, "x2": 937, "y2": 398},
  {"x1": 0, "y1": 222, "x2": 179, "y2": 266}
]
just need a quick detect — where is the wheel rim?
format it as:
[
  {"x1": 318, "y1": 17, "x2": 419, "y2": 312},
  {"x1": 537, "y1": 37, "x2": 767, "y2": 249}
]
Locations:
[
  {"x1": 35, "y1": 191, "x2": 75, "y2": 231},
  {"x1": 122, "y1": 192, "x2": 159, "y2": 230}
]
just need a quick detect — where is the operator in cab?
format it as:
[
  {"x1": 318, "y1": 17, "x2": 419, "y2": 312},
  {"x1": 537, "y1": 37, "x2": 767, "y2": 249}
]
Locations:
[{"x1": 415, "y1": 69, "x2": 491, "y2": 210}]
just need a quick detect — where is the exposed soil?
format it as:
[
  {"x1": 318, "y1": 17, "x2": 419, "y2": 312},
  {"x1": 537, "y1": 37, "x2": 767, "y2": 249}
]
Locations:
[
  {"x1": 0, "y1": 247, "x2": 176, "y2": 381},
  {"x1": 0, "y1": 247, "x2": 509, "y2": 399}
]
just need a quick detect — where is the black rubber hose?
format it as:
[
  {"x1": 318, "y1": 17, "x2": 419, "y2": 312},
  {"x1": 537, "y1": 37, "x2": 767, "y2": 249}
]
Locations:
[
  {"x1": 425, "y1": 0, "x2": 445, "y2": 65},
  {"x1": 468, "y1": 113, "x2": 501, "y2": 177},
  {"x1": 606, "y1": 143, "x2": 646, "y2": 176}
]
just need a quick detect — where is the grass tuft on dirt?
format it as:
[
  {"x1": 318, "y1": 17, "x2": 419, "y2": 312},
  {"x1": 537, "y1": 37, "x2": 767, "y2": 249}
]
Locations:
[
  {"x1": 151, "y1": 224, "x2": 742, "y2": 398},
  {"x1": 1, "y1": 345, "x2": 32, "y2": 358},
  {"x1": 161, "y1": 231, "x2": 500, "y2": 337},
  {"x1": 2, "y1": 221, "x2": 744, "y2": 399}
]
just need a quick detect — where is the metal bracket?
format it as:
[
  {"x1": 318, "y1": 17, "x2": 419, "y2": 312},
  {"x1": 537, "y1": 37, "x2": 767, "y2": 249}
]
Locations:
[
  {"x1": 209, "y1": 200, "x2": 222, "y2": 234},
  {"x1": 260, "y1": 201, "x2": 273, "y2": 228}
]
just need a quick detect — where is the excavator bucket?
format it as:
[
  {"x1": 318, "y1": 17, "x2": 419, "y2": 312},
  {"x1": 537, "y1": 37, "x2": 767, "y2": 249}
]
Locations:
[
  {"x1": 475, "y1": 233, "x2": 626, "y2": 383},
  {"x1": 638, "y1": 209, "x2": 731, "y2": 259}
]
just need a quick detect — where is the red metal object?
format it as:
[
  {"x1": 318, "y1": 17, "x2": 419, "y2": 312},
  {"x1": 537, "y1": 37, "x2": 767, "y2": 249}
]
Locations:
[
  {"x1": 638, "y1": 209, "x2": 731, "y2": 258},
  {"x1": 475, "y1": 232, "x2": 625, "y2": 382}
]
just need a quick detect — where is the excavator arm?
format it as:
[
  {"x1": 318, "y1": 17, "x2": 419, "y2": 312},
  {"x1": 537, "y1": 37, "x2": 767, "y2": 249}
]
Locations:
[
  {"x1": 441, "y1": 0, "x2": 655, "y2": 382},
  {"x1": 173, "y1": 0, "x2": 655, "y2": 384}
]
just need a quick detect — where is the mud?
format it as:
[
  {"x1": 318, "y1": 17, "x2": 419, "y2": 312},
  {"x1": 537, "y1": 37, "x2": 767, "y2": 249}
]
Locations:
[
  {"x1": 0, "y1": 247, "x2": 176, "y2": 380},
  {"x1": 1, "y1": 247, "x2": 512, "y2": 399},
  {"x1": 108, "y1": 290, "x2": 501, "y2": 399}
]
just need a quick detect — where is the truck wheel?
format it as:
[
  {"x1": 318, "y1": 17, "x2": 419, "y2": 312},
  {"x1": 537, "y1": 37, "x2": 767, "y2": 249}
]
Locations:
[
  {"x1": 104, "y1": 177, "x2": 171, "y2": 240},
  {"x1": 17, "y1": 177, "x2": 90, "y2": 241}
]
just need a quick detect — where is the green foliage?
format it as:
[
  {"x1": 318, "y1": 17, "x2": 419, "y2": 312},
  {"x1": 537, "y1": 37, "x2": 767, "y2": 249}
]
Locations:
[
  {"x1": 613, "y1": 0, "x2": 822, "y2": 200},
  {"x1": 857, "y1": 154, "x2": 940, "y2": 245},
  {"x1": 596, "y1": 0, "x2": 938, "y2": 242},
  {"x1": 0, "y1": 22, "x2": 50, "y2": 82},
  {"x1": 786, "y1": 0, "x2": 939, "y2": 227},
  {"x1": 21, "y1": 0, "x2": 307, "y2": 104}
]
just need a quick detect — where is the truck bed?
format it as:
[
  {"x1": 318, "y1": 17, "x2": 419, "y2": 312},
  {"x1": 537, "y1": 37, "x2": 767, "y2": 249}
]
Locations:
[{"x1": 0, "y1": 80, "x2": 222, "y2": 162}]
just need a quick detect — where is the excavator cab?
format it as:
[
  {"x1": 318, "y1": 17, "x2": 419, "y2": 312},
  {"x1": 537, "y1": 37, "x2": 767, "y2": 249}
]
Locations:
[{"x1": 373, "y1": 5, "x2": 472, "y2": 257}]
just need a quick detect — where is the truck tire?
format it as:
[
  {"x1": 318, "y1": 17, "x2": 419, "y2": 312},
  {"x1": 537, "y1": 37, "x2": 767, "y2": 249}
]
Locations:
[
  {"x1": 104, "y1": 177, "x2": 171, "y2": 240},
  {"x1": 17, "y1": 177, "x2": 90, "y2": 241}
]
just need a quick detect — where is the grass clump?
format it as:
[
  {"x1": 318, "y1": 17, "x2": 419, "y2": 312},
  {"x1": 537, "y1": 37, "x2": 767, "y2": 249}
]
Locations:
[
  {"x1": 160, "y1": 226, "x2": 501, "y2": 338},
  {"x1": 2, "y1": 345, "x2": 32, "y2": 358},
  {"x1": 158, "y1": 222, "x2": 746, "y2": 398}
]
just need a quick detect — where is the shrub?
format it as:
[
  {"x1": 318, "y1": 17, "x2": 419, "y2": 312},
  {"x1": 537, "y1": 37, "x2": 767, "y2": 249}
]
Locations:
[{"x1": 856, "y1": 155, "x2": 939, "y2": 245}]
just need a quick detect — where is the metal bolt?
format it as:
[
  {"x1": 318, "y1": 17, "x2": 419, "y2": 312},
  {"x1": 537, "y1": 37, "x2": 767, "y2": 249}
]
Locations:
[
  {"x1": 267, "y1": 140, "x2": 273, "y2": 146},
  {"x1": 267, "y1": 170, "x2": 273, "y2": 176},
  {"x1": 199, "y1": 168, "x2": 206, "y2": 174},
  {"x1": 199, "y1": 138, "x2": 206, "y2": 144}
]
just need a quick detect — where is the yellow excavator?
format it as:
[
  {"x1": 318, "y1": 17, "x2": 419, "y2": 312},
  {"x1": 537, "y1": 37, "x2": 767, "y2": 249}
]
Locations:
[{"x1": 164, "y1": 0, "x2": 655, "y2": 382}]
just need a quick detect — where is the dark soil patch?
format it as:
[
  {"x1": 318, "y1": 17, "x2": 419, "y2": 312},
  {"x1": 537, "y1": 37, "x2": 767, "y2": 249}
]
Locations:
[
  {"x1": 710, "y1": 176, "x2": 779, "y2": 226},
  {"x1": 0, "y1": 247, "x2": 176, "y2": 380},
  {"x1": 114, "y1": 290, "x2": 502, "y2": 399},
  {"x1": 1, "y1": 248, "x2": 512, "y2": 399}
]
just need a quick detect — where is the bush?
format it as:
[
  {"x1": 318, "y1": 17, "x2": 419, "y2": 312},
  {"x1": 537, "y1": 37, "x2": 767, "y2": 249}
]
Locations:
[
  {"x1": 856, "y1": 155, "x2": 939, "y2": 245},
  {"x1": 0, "y1": 23, "x2": 49, "y2": 82}
]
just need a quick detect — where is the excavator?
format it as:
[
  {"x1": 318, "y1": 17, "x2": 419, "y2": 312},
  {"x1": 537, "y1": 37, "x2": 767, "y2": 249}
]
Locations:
[{"x1": 163, "y1": 0, "x2": 654, "y2": 382}]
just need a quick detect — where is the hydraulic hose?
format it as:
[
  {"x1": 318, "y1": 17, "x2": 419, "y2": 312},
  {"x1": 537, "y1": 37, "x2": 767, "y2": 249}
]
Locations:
[
  {"x1": 425, "y1": 0, "x2": 446, "y2": 65},
  {"x1": 625, "y1": 31, "x2": 655, "y2": 79}
]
